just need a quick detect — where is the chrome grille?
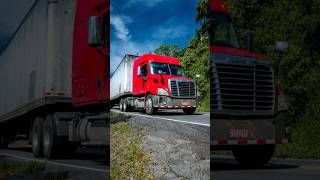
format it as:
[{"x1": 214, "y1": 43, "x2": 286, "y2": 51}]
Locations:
[
  {"x1": 170, "y1": 79, "x2": 196, "y2": 98},
  {"x1": 211, "y1": 62, "x2": 274, "y2": 111}
]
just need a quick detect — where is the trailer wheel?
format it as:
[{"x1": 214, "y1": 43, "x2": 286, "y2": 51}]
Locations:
[
  {"x1": 43, "y1": 115, "x2": 63, "y2": 159},
  {"x1": 32, "y1": 117, "x2": 44, "y2": 157},
  {"x1": 183, "y1": 108, "x2": 196, "y2": 115},
  {"x1": 232, "y1": 145, "x2": 275, "y2": 167},
  {"x1": 123, "y1": 99, "x2": 129, "y2": 112},
  {"x1": 0, "y1": 124, "x2": 9, "y2": 149},
  {"x1": 146, "y1": 95, "x2": 157, "y2": 115},
  {"x1": 119, "y1": 99, "x2": 124, "y2": 111},
  {"x1": 0, "y1": 129, "x2": 9, "y2": 149}
]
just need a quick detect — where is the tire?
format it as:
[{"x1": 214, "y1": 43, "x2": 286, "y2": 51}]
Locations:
[
  {"x1": 119, "y1": 99, "x2": 124, "y2": 111},
  {"x1": 183, "y1": 107, "x2": 196, "y2": 115},
  {"x1": 32, "y1": 117, "x2": 44, "y2": 157},
  {"x1": 0, "y1": 136, "x2": 8, "y2": 149},
  {"x1": 0, "y1": 131, "x2": 9, "y2": 149},
  {"x1": 43, "y1": 115, "x2": 63, "y2": 159},
  {"x1": 146, "y1": 95, "x2": 157, "y2": 115},
  {"x1": 232, "y1": 145, "x2": 275, "y2": 167},
  {"x1": 123, "y1": 98, "x2": 129, "y2": 112},
  {"x1": 0, "y1": 124, "x2": 9, "y2": 149}
]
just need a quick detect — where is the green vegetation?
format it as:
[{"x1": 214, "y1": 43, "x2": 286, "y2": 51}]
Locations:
[
  {"x1": 224, "y1": 0, "x2": 320, "y2": 158},
  {"x1": 110, "y1": 117, "x2": 154, "y2": 180},
  {"x1": 0, "y1": 161, "x2": 45, "y2": 178},
  {"x1": 154, "y1": 0, "x2": 210, "y2": 112}
]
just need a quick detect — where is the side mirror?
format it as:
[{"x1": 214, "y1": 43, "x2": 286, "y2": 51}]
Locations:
[
  {"x1": 137, "y1": 66, "x2": 143, "y2": 76},
  {"x1": 158, "y1": 70, "x2": 163, "y2": 74},
  {"x1": 275, "y1": 41, "x2": 289, "y2": 53},
  {"x1": 88, "y1": 16, "x2": 101, "y2": 46}
]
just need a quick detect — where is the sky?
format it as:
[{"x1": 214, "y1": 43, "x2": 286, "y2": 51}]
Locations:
[
  {"x1": 0, "y1": 0, "x2": 35, "y2": 53},
  {"x1": 110, "y1": 0, "x2": 200, "y2": 73}
]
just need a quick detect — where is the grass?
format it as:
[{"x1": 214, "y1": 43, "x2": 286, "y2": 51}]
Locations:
[
  {"x1": 0, "y1": 161, "x2": 46, "y2": 178},
  {"x1": 197, "y1": 93, "x2": 210, "y2": 112},
  {"x1": 274, "y1": 103, "x2": 320, "y2": 159},
  {"x1": 110, "y1": 116, "x2": 154, "y2": 180}
]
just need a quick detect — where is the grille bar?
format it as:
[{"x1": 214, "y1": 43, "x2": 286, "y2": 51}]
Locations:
[
  {"x1": 211, "y1": 62, "x2": 275, "y2": 112},
  {"x1": 170, "y1": 79, "x2": 196, "y2": 98}
]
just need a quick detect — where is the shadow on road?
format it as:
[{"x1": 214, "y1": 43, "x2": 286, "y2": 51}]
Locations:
[
  {"x1": 211, "y1": 158, "x2": 299, "y2": 171},
  {"x1": 7, "y1": 145, "x2": 108, "y2": 165}
]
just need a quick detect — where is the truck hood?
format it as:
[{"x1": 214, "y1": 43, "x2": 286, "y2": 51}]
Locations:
[{"x1": 211, "y1": 45, "x2": 270, "y2": 65}]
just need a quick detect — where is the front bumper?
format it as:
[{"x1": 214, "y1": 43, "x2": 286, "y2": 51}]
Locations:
[
  {"x1": 211, "y1": 111, "x2": 291, "y2": 146},
  {"x1": 153, "y1": 95, "x2": 196, "y2": 109}
]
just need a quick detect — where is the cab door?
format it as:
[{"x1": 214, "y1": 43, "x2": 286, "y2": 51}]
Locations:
[
  {"x1": 97, "y1": 11, "x2": 109, "y2": 102},
  {"x1": 72, "y1": 0, "x2": 109, "y2": 107},
  {"x1": 137, "y1": 63, "x2": 148, "y2": 95}
]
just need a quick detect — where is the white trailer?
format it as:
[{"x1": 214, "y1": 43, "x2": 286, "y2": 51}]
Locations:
[
  {"x1": 110, "y1": 54, "x2": 139, "y2": 102},
  {"x1": 0, "y1": 0, "x2": 109, "y2": 159}
]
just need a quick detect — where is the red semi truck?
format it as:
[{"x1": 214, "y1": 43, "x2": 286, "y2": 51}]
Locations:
[
  {"x1": 0, "y1": 0, "x2": 109, "y2": 158},
  {"x1": 210, "y1": 0, "x2": 290, "y2": 166},
  {"x1": 110, "y1": 54, "x2": 197, "y2": 115}
]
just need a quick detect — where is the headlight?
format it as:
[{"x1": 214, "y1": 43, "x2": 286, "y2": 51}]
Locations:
[{"x1": 157, "y1": 88, "x2": 169, "y2": 96}]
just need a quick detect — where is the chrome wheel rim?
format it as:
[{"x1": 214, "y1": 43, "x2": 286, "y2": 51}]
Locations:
[{"x1": 147, "y1": 97, "x2": 152, "y2": 113}]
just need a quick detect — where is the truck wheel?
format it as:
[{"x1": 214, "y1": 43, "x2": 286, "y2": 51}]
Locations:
[
  {"x1": 0, "y1": 125, "x2": 9, "y2": 149},
  {"x1": 0, "y1": 133, "x2": 8, "y2": 149},
  {"x1": 119, "y1": 99, "x2": 124, "y2": 111},
  {"x1": 183, "y1": 108, "x2": 196, "y2": 115},
  {"x1": 32, "y1": 117, "x2": 44, "y2": 157},
  {"x1": 146, "y1": 95, "x2": 157, "y2": 115},
  {"x1": 123, "y1": 99, "x2": 129, "y2": 112},
  {"x1": 232, "y1": 145, "x2": 275, "y2": 167},
  {"x1": 43, "y1": 115, "x2": 63, "y2": 159}
]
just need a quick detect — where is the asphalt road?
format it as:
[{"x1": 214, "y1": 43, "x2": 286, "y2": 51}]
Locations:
[
  {"x1": 0, "y1": 140, "x2": 108, "y2": 180},
  {"x1": 212, "y1": 155, "x2": 320, "y2": 180},
  {"x1": 111, "y1": 108, "x2": 210, "y2": 127},
  {"x1": 111, "y1": 108, "x2": 210, "y2": 179}
]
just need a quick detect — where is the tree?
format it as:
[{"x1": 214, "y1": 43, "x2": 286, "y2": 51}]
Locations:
[
  {"x1": 154, "y1": 44, "x2": 181, "y2": 58},
  {"x1": 225, "y1": 0, "x2": 320, "y2": 122}
]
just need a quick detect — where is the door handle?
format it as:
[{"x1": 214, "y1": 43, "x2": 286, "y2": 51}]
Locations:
[{"x1": 143, "y1": 77, "x2": 147, "y2": 81}]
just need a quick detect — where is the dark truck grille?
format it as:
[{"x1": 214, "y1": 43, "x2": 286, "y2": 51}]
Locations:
[
  {"x1": 170, "y1": 79, "x2": 196, "y2": 98},
  {"x1": 211, "y1": 62, "x2": 274, "y2": 111}
]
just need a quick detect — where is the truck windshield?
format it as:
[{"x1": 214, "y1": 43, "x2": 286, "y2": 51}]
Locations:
[
  {"x1": 210, "y1": 12, "x2": 240, "y2": 49},
  {"x1": 150, "y1": 62, "x2": 185, "y2": 76}
]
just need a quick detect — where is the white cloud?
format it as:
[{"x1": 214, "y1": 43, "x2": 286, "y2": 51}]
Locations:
[{"x1": 110, "y1": 15, "x2": 132, "y2": 42}]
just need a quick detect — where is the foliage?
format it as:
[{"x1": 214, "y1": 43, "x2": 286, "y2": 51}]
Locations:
[
  {"x1": 225, "y1": 0, "x2": 320, "y2": 122},
  {"x1": 154, "y1": 44, "x2": 182, "y2": 58},
  {"x1": 223, "y1": 0, "x2": 320, "y2": 158}
]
